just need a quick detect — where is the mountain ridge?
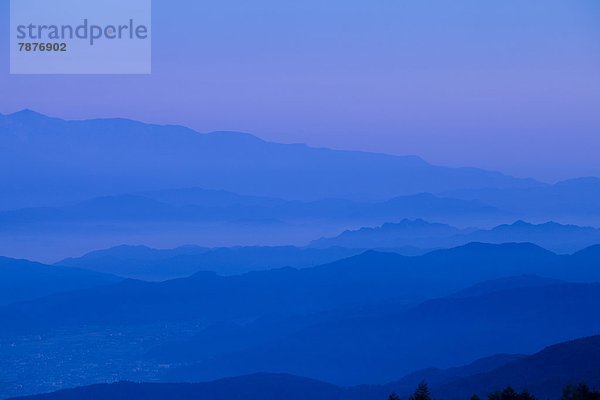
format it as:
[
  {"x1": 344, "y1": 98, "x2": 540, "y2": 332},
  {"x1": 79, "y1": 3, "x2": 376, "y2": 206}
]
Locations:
[
  {"x1": 163, "y1": 282, "x2": 600, "y2": 385},
  {"x1": 312, "y1": 220, "x2": 600, "y2": 253},
  {"x1": 0, "y1": 256, "x2": 120, "y2": 305},
  {"x1": 6, "y1": 242, "x2": 600, "y2": 335},
  {"x1": 0, "y1": 110, "x2": 543, "y2": 210}
]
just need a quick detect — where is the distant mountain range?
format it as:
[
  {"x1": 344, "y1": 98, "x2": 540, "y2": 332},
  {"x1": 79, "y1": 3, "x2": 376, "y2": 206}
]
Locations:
[
  {"x1": 3, "y1": 110, "x2": 600, "y2": 400},
  {"x1": 56, "y1": 245, "x2": 365, "y2": 280},
  {"x1": 444, "y1": 177, "x2": 600, "y2": 224},
  {"x1": 424, "y1": 335, "x2": 600, "y2": 400},
  {"x1": 163, "y1": 281, "x2": 600, "y2": 385},
  {"x1": 3, "y1": 110, "x2": 600, "y2": 261},
  {"x1": 35, "y1": 217, "x2": 600, "y2": 282},
  {"x1": 4, "y1": 243, "x2": 600, "y2": 334},
  {"x1": 10, "y1": 335, "x2": 600, "y2": 400},
  {"x1": 381, "y1": 334, "x2": 600, "y2": 399},
  {"x1": 3, "y1": 243, "x2": 600, "y2": 388},
  {"x1": 0, "y1": 188, "x2": 504, "y2": 262},
  {"x1": 54, "y1": 219, "x2": 600, "y2": 281},
  {"x1": 144, "y1": 275, "x2": 559, "y2": 365},
  {"x1": 0, "y1": 191, "x2": 501, "y2": 227},
  {"x1": 0, "y1": 110, "x2": 541, "y2": 210},
  {"x1": 0, "y1": 257, "x2": 119, "y2": 305},
  {"x1": 145, "y1": 276, "x2": 551, "y2": 367},
  {"x1": 312, "y1": 219, "x2": 600, "y2": 254}
]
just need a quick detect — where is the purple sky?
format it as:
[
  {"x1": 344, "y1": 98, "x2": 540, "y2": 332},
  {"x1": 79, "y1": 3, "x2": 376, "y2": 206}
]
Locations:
[{"x1": 1, "y1": 0, "x2": 600, "y2": 182}]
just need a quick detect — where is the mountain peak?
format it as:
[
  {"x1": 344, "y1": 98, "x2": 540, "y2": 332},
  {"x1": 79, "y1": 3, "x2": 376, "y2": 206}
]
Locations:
[
  {"x1": 8, "y1": 109, "x2": 49, "y2": 119},
  {"x1": 510, "y1": 220, "x2": 532, "y2": 227}
]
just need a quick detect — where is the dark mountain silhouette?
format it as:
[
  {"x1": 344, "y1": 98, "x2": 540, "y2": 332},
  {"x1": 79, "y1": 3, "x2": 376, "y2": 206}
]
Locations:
[
  {"x1": 50, "y1": 219, "x2": 600, "y2": 281},
  {"x1": 313, "y1": 220, "x2": 600, "y2": 254},
  {"x1": 57, "y1": 245, "x2": 365, "y2": 280},
  {"x1": 0, "y1": 110, "x2": 540, "y2": 210},
  {"x1": 145, "y1": 274, "x2": 564, "y2": 366},
  {"x1": 461, "y1": 221, "x2": 600, "y2": 254},
  {"x1": 2, "y1": 243, "x2": 599, "y2": 335},
  {"x1": 378, "y1": 354, "x2": 526, "y2": 397},
  {"x1": 429, "y1": 335, "x2": 600, "y2": 400},
  {"x1": 164, "y1": 282, "x2": 600, "y2": 385},
  {"x1": 10, "y1": 336, "x2": 600, "y2": 400},
  {"x1": 147, "y1": 292, "x2": 523, "y2": 367},
  {"x1": 2, "y1": 243, "x2": 600, "y2": 395},
  {"x1": 0, "y1": 257, "x2": 119, "y2": 305},
  {"x1": 7, "y1": 374, "x2": 347, "y2": 400},
  {"x1": 561, "y1": 245, "x2": 600, "y2": 282},
  {"x1": 311, "y1": 218, "x2": 465, "y2": 249}
]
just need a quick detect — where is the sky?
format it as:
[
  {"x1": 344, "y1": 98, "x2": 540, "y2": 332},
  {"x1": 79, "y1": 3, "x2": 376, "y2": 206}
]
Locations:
[{"x1": 1, "y1": 0, "x2": 600, "y2": 182}]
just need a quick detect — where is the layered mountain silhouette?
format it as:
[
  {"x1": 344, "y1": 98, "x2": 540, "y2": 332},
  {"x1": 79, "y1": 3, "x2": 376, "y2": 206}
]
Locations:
[
  {"x1": 0, "y1": 110, "x2": 540, "y2": 210},
  {"x1": 9, "y1": 335, "x2": 600, "y2": 400},
  {"x1": 0, "y1": 189, "x2": 502, "y2": 261},
  {"x1": 425, "y1": 335, "x2": 600, "y2": 400},
  {"x1": 163, "y1": 281, "x2": 600, "y2": 384},
  {"x1": 311, "y1": 218, "x2": 463, "y2": 249},
  {"x1": 2, "y1": 244, "x2": 600, "y2": 390},
  {"x1": 381, "y1": 353, "x2": 526, "y2": 397},
  {"x1": 0, "y1": 257, "x2": 119, "y2": 305},
  {"x1": 56, "y1": 245, "x2": 365, "y2": 280},
  {"x1": 312, "y1": 220, "x2": 600, "y2": 253},
  {"x1": 4, "y1": 110, "x2": 600, "y2": 263},
  {"x1": 444, "y1": 177, "x2": 600, "y2": 224},
  {"x1": 3, "y1": 243, "x2": 600, "y2": 335},
  {"x1": 0, "y1": 192, "x2": 500, "y2": 226},
  {"x1": 3, "y1": 111, "x2": 600, "y2": 223},
  {"x1": 3, "y1": 110, "x2": 600, "y2": 400},
  {"x1": 49, "y1": 219, "x2": 600, "y2": 282},
  {"x1": 382, "y1": 335, "x2": 600, "y2": 399},
  {"x1": 145, "y1": 277, "x2": 544, "y2": 366}
]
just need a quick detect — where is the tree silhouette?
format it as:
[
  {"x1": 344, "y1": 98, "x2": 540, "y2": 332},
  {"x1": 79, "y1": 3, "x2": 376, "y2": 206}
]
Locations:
[
  {"x1": 388, "y1": 393, "x2": 401, "y2": 400},
  {"x1": 488, "y1": 387, "x2": 536, "y2": 400},
  {"x1": 562, "y1": 383, "x2": 600, "y2": 400},
  {"x1": 410, "y1": 382, "x2": 432, "y2": 400}
]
